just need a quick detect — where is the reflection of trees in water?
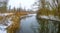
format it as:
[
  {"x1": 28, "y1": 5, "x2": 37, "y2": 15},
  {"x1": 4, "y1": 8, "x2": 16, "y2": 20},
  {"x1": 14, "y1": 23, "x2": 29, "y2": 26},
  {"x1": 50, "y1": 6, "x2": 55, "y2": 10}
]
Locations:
[
  {"x1": 37, "y1": 19, "x2": 59, "y2": 33},
  {"x1": 36, "y1": 0, "x2": 59, "y2": 33}
]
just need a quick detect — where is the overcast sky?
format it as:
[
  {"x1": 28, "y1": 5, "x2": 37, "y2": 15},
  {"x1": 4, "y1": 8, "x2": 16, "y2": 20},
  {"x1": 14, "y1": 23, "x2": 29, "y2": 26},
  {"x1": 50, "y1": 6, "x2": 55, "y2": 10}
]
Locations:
[
  {"x1": 7, "y1": 0, "x2": 38, "y2": 11},
  {"x1": 0, "y1": 0, "x2": 57, "y2": 11}
]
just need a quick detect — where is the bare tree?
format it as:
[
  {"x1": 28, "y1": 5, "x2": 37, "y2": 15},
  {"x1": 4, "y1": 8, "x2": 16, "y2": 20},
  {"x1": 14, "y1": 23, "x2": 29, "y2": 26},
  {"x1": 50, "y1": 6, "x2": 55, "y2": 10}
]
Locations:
[{"x1": 0, "y1": 0, "x2": 8, "y2": 13}]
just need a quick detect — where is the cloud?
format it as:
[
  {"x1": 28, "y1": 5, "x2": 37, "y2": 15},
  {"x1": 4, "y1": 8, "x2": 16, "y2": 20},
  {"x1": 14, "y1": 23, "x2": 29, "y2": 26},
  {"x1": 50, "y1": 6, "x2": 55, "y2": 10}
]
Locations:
[{"x1": 7, "y1": 0, "x2": 36, "y2": 10}]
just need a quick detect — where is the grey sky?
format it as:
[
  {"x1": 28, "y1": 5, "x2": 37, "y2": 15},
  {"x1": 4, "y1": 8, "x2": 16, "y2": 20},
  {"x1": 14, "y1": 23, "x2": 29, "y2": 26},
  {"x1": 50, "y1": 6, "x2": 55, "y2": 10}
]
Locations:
[
  {"x1": 7, "y1": 0, "x2": 38, "y2": 10},
  {"x1": 0, "y1": 0, "x2": 57, "y2": 11}
]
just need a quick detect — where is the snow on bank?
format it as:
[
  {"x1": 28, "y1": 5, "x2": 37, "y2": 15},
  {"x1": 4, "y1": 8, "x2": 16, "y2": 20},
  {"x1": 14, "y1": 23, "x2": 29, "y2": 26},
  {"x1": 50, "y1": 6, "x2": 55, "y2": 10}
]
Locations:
[
  {"x1": 0, "y1": 13, "x2": 14, "y2": 16},
  {"x1": 0, "y1": 30, "x2": 7, "y2": 33},
  {"x1": 0, "y1": 16, "x2": 13, "y2": 33},
  {"x1": 0, "y1": 25, "x2": 7, "y2": 33},
  {"x1": 39, "y1": 15, "x2": 60, "y2": 21}
]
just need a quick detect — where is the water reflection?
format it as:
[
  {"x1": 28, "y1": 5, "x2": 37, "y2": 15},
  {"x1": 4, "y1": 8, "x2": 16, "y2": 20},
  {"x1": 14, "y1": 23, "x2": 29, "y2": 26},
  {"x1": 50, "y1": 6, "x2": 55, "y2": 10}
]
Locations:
[
  {"x1": 20, "y1": 14, "x2": 39, "y2": 33},
  {"x1": 0, "y1": 14, "x2": 60, "y2": 33},
  {"x1": 37, "y1": 18, "x2": 59, "y2": 33}
]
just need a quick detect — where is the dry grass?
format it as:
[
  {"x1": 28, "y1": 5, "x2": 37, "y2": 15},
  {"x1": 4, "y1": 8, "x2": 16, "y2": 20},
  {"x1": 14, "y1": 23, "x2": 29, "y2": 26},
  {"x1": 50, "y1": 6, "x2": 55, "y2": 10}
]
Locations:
[
  {"x1": 37, "y1": 8, "x2": 57, "y2": 16},
  {"x1": 6, "y1": 15, "x2": 20, "y2": 33},
  {"x1": 0, "y1": 13, "x2": 20, "y2": 33},
  {"x1": 0, "y1": 16, "x2": 3, "y2": 21},
  {"x1": 0, "y1": 12, "x2": 28, "y2": 33}
]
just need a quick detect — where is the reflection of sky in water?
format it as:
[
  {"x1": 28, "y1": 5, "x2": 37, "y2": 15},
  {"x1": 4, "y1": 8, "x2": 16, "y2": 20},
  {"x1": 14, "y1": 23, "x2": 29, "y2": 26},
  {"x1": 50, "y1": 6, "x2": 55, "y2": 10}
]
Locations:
[{"x1": 20, "y1": 14, "x2": 39, "y2": 33}]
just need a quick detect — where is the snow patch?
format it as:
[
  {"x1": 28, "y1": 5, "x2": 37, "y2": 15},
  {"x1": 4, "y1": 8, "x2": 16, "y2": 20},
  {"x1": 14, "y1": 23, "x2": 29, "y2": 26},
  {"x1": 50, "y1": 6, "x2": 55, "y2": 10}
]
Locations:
[
  {"x1": 39, "y1": 15, "x2": 60, "y2": 21},
  {"x1": 0, "y1": 13, "x2": 14, "y2": 16},
  {"x1": 0, "y1": 16, "x2": 13, "y2": 33}
]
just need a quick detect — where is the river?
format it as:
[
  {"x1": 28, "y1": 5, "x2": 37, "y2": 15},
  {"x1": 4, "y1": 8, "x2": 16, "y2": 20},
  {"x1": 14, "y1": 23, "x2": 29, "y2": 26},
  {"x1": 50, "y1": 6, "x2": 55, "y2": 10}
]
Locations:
[
  {"x1": 20, "y1": 14, "x2": 39, "y2": 33},
  {"x1": 0, "y1": 14, "x2": 59, "y2": 33},
  {"x1": 0, "y1": 14, "x2": 40, "y2": 33}
]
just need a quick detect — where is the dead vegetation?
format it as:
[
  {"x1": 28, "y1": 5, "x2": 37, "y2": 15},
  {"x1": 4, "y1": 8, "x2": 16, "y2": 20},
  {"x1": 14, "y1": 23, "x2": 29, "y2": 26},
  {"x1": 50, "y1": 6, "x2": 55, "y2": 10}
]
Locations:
[{"x1": 6, "y1": 14, "x2": 20, "y2": 33}]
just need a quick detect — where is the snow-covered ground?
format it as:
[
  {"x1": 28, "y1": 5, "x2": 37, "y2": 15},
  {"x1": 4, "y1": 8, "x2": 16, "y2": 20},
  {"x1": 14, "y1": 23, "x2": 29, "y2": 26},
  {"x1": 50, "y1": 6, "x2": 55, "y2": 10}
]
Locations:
[
  {"x1": 0, "y1": 13, "x2": 14, "y2": 16},
  {"x1": 0, "y1": 30, "x2": 7, "y2": 33},
  {"x1": 0, "y1": 25, "x2": 7, "y2": 33},
  {"x1": 39, "y1": 15, "x2": 60, "y2": 21},
  {"x1": 0, "y1": 15, "x2": 13, "y2": 33}
]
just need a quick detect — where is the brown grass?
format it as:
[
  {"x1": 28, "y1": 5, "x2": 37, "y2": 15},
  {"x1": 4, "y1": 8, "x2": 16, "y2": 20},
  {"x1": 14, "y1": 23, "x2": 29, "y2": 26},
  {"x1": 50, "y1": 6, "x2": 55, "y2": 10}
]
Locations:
[
  {"x1": 6, "y1": 15, "x2": 20, "y2": 33},
  {"x1": 37, "y1": 8, "x2": 57, "y2": 16}
]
